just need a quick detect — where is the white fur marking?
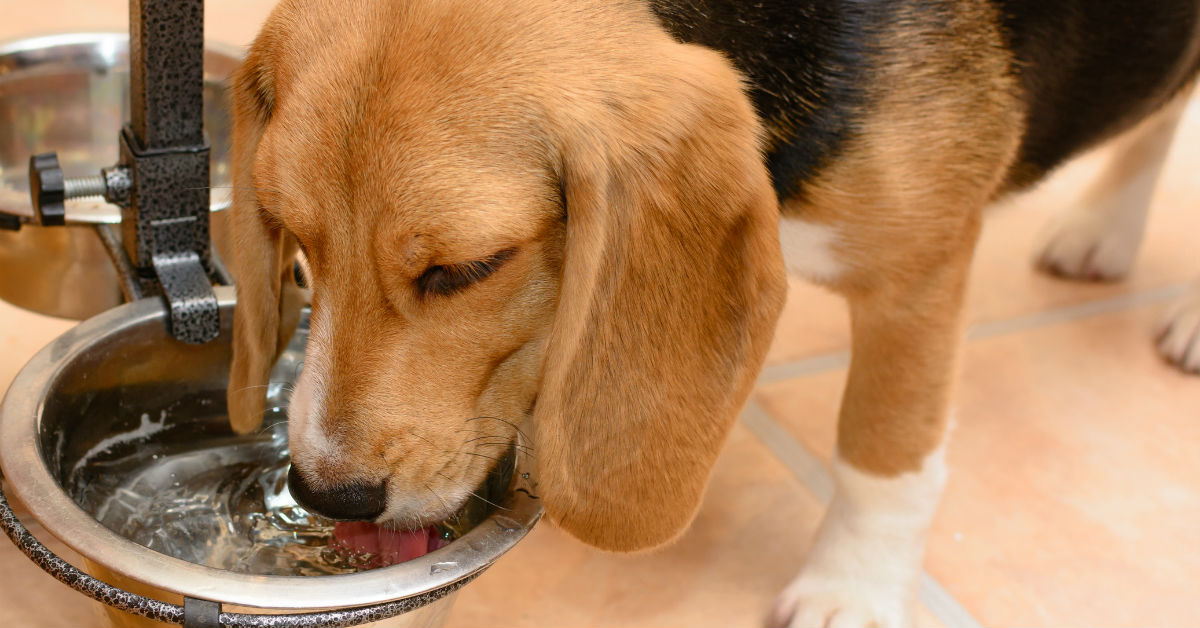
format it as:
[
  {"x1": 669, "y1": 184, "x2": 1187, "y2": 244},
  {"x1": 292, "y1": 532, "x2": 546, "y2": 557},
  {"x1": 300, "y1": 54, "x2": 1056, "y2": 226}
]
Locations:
[
  {"x1": 288, "y1": 315, "x2": 335, "y2": 468},
  {"x1": 1035, "y1": 166, "x2": 1156, "y2": 280},
  {"x1": 778, "y1": 217, "x2": 845, "y2": 283},
  {"x1": 772, "y1": 444, "x2": 947, "y2": 628}
]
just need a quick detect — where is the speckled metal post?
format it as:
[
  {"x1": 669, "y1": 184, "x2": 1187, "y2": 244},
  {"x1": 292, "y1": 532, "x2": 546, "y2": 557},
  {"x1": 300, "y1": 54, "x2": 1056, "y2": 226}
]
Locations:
[
  {"x1": 128, "y1": 0, "x2": 205, "y2": 149},
  {"x1": 118, "y1": 0, "x2": 220, "y2": 344}
]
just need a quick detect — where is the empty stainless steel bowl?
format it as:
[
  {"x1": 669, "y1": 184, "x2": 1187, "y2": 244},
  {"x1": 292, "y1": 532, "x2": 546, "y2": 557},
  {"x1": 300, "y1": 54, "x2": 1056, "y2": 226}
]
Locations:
[{"x1": 0, "y1": 33, "x2": 238, "y2": 319}]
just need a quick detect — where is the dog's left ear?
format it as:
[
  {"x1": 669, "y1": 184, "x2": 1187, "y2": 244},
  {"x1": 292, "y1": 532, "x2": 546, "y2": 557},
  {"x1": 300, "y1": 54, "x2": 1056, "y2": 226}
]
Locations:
[
  {"x1": 226, "y1": 38, "x2": 304, "y2": 435},
  {"x1": 535, "y1": 43, "x2": 787, "y2": 551}
]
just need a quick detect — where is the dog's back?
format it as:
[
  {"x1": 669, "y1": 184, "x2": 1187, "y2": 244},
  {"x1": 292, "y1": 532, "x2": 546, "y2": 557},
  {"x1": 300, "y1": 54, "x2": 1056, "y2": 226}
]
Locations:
[
  {"x1": 1000, "y1": 0, "x2": 1200, "y2": 186},
  {"x1": 650, "y1": 0, "x2": 1200, "y2": 198}
]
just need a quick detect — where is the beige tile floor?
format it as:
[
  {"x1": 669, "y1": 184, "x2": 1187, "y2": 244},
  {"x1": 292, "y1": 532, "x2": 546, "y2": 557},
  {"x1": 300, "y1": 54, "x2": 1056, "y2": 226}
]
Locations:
[{"x1": 2, "y1": 2, "x2": 1199, "y2": 626}]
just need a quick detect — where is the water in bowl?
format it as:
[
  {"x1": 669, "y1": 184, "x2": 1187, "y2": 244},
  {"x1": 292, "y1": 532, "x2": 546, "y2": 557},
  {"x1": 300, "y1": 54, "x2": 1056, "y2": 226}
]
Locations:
[{"x1": 66, "y1": 406, "x2": 504, "y2": 576}]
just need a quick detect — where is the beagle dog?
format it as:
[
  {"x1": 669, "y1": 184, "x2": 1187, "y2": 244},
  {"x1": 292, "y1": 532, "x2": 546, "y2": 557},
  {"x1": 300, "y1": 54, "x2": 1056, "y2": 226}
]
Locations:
[{"x1": 226, "y1": 0, "x2": 1200, "y2": 625}]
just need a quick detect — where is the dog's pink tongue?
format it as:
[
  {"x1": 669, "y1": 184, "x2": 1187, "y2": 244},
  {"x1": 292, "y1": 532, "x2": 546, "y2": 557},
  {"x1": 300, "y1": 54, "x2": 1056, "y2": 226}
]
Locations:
[{"x1": 333, "y1": 522, "x2": 441, "y2": 567}]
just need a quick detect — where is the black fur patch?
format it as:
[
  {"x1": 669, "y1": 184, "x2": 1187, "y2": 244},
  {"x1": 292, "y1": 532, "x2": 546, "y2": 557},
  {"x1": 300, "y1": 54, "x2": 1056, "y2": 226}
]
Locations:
[
  {"x1": 648, "y1": 0, "x2": 1200, "y2": 200},
  {"x1": 648, "y1": 1, "x2": 897, "y2": 202},
  {"x1": 997, "y1": 0, "x2": 1200, "y2": 186}
]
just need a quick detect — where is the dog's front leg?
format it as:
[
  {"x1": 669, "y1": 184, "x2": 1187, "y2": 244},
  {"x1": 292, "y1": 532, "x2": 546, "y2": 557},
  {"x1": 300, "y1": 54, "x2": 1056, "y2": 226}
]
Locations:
[{"x1": 771, "y1": 227, "x2": 978, "y2": 628}]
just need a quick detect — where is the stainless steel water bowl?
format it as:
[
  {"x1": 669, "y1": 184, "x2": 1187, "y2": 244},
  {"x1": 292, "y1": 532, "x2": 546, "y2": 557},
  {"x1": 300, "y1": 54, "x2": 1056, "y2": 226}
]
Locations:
[
  {"x1": 0, "y1": 33, "x2": 239, "y2": 319},
  {"x1": 0, "y1": 288, "x2": 541, "y2": 627}
]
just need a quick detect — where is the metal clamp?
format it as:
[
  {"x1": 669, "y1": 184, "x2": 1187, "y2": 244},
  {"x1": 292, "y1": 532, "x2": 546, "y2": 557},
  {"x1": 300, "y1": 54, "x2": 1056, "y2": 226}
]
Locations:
[
  {"x1": 22, "y1": 0, "x2": 223, "y2": 345},
  {"x1": 26, "y1": 153, "x2": 135, "y2": 228},
  {"x1": 117, "y1": 124, "x2": 219, "y2": 344},
  {"x1": 183, "y1": 597, "x2": 221, "y2": 628}
]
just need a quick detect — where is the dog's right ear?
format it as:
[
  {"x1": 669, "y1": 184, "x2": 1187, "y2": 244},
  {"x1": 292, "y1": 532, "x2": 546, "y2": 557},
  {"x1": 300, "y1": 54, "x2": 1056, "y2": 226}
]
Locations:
[{"x1": 227, "y1": 39, "x2": 303, "y2": 434}]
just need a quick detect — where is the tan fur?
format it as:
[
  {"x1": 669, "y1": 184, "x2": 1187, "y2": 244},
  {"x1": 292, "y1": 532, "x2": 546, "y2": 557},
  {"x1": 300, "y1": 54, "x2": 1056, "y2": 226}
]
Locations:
[
  {"x1": 780, "y1": 1, "x2": 1023, "y2": 475},
  {"x1": 227, "y1": 0, "x2": 786, "y2": 550}
]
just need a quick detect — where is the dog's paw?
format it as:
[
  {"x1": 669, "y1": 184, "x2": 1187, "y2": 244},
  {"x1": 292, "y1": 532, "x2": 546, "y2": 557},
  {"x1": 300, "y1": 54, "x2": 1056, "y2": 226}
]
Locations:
[
  {"x1": 1157, "y1": 286, "x2": 1200, "y2": 373},
  {"x1": 768, "y1": 571, "x2": 911, "y2": 628},
  {"x1": 768, "y1": 454, "x2": 943, "y2": 627},
  {"x1": 1035, "y1": 207, "x2": 1144, "y2": 281}
]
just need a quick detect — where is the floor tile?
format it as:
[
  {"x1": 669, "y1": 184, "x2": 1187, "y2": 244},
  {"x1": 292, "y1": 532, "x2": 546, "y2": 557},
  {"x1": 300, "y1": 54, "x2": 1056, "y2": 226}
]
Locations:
[
  {"x1": 765, "y1": 278, "x2": 851, "y2": 366},
  {"x1": 0, "y1": 517, "x2": 108, "y2": 626},
  {"x1": 0, "y1": 299, "x2": 74, "y2": 394},
  {"x1": 448, "y1": 424, "x2": 827, "y2": 628},
  {"x1": 758, "y1": 306, "x2": 1200, "y2": 626}
]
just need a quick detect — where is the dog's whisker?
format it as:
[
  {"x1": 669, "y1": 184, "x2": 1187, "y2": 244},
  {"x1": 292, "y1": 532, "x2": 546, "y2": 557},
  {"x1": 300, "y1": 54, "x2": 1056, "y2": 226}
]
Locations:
[
  {"x1": 435, "y1": 472, "x2": 510, "y2": 512},
  {"x1": 408, "y1": 429, "x2": 436, "y2": 447},
  {"x1": 450, "y1": 450, "x2": 505, "y2": 464},
  {"x1": 424, "y1": 484, "x2": 452, "y2": 513},
  {"x1": 464, "y1": 415, "x2": 530, "y2": 441},
  {"x1": 467, "y1": 439, "x2": 536, "y2": 456},
  {"x1": 189, "y1": 185, "x2": 284, "y2": 194},
  {"x1": 254, "y1": 417, "x2": 288, "y2": 436},
  {"x1": 461, "y1": 434, "x2": 521, "y2": 445},
  {"x1": 228, "y1": 383, "x2": 284, "y2": 395}
]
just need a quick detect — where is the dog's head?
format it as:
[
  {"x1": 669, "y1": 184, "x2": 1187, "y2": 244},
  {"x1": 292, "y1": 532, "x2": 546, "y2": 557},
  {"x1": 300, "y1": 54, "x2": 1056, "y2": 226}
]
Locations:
[{"x1": 227, "y1": 0, "x2": 785, "y2": 552}]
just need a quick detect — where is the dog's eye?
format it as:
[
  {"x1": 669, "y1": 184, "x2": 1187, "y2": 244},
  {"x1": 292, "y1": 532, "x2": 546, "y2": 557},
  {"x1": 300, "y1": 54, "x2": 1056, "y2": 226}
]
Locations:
[{"x1": 416, "y1": 248, "x2": 517, "y2": 297}]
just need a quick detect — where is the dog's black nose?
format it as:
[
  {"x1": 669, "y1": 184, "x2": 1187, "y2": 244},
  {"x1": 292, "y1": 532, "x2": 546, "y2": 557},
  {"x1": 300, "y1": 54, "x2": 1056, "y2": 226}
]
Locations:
[{"x1": 287, "y1": 466, "x2": 387, "y2": 521}]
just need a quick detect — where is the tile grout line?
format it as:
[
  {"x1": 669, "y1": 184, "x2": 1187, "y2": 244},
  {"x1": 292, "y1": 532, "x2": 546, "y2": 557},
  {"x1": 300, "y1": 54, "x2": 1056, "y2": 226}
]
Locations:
[
  {"x1": 740, "y1": 400, "x2": 985, "y2": 628},
  {"x1": 741, "y1": 399, "x2": 834, "y2": 502},
  {"x1": 744, "y1": 281, "x2": 1190, "y2": 624},
  {"x1": 757, "y1": 281, "x2": 1191, "y2": 385},
  {"x1": 758, "y1": 350, "x2": 851, "y2": 386},
  {"x1": 964, "y1": 282, "x2": 1189, "y2": 340}
]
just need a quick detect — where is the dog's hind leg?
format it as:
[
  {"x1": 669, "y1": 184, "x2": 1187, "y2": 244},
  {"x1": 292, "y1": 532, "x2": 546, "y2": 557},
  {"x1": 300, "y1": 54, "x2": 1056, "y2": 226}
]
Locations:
[
  {"x1": 1034, "y1": 86, "x2": 1200, "y2": 374},
  {"x1": 1035, "y1": 88, "x2": 1192, "y2": 281},
  {"x1": 1158, "y1": 280, "x2": 1200, "y2": 373}
]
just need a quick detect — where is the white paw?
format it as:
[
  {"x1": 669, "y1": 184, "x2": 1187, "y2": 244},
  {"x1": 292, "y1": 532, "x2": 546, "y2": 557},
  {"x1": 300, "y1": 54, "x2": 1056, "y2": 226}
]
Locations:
[
  {"x1": 1157, "y1": 286, "x2": 1200, "y2": 373},
  {"x1": 768, "y1": 453, "x2": 945, "y2": 628},
  {"x1": 768, "y1": 570, "x2": 912, "y2": 628},
  {"x1": 1035, "y1": 208, "x2": 1144, "y2": 281}
]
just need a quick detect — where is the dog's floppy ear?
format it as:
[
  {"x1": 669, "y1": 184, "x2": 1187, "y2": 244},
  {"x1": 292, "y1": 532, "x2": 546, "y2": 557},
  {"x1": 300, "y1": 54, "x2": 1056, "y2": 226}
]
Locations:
[
  {"x1": 227, "y1": 41, "x2": 304, "y2": 435},
  {"x1": 535, "y1": 45, "x2": 787, "y2": 551}
]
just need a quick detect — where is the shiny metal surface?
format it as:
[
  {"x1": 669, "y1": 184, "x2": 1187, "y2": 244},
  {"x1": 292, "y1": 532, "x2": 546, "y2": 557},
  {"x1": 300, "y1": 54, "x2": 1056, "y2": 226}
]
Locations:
[
  {"x1": 0, "y1": 32, "x2": 237, "y2": 222},
  {"x1": 0, "y1": 33, "x2": 238, "y2": 319},
  {"x1": 0, "y1": 222, "x2": 124, "y2": 318},
  {"x1": 0, "y1": 286, "x2": 542, "y2": 611}
]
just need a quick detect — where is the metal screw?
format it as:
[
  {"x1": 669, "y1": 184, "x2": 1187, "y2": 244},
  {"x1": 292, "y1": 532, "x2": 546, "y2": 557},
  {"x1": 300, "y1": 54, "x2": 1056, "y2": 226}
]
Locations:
[
  {"x1": 29, "y1": 153, "x2": 133, "y2": 227},
  {"x1": 63, "y1": 175, "x2": 108, "y2": 201}
]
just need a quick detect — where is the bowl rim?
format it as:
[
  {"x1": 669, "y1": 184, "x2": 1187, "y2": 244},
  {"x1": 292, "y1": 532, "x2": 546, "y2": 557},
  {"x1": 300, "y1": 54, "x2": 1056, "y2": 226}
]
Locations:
[
  {"x1": 0, "y1": 286, "x2": 542, "y2": 610},
  {"x1": 0, "y1": 31, "x2": 241, "y2": 224}
]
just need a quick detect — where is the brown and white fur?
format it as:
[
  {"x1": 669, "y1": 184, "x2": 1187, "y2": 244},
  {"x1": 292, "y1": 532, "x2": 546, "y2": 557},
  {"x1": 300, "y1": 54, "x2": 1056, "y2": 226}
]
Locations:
[{"x1": 226, "y1": 1, "x2": 1200, "y2": 626}]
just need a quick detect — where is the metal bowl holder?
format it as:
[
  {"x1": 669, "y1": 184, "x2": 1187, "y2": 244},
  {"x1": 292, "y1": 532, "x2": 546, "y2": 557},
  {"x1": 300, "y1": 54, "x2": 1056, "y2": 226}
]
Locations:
[{"x1": 0, "y1": 2, "x2": 455, "y2": 626}]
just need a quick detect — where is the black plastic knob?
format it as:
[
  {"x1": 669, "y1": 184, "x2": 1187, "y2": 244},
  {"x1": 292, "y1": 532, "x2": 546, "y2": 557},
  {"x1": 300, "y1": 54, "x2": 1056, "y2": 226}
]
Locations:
[{"x1": 29, "y1": 152, "x2": 66, "y2": 227}]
